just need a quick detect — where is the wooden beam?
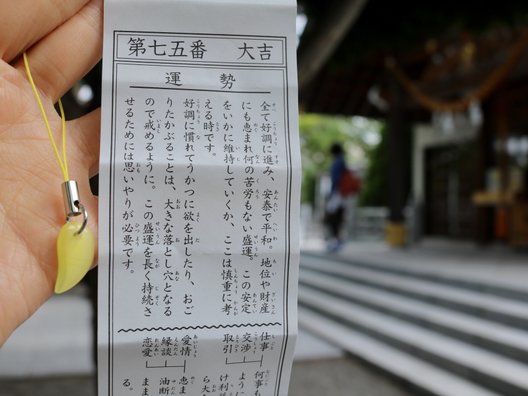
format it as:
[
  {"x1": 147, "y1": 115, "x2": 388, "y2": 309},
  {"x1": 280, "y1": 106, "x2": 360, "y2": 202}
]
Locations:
[{"x1": 297, "y1": 0, "x2": 368, "y2": 91}]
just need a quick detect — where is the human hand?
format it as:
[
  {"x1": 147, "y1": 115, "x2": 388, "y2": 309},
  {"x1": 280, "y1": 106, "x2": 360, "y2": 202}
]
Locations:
[{"x1": 0, "y1": 0, "x2": 102, "y2": 344}]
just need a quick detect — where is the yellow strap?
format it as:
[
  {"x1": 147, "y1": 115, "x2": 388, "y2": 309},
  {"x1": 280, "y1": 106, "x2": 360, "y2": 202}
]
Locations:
[{"x1": 22, "y1": 52, "x2": 69, "y2": 181}]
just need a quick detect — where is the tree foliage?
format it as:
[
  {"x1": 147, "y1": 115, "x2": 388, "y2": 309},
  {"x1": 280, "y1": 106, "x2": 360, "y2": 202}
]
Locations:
[
  {"x1": 358, "y1": 126, "x2": 387, "y2": 206},
  {"x1": 299, "y1": 113, "x2": 383, "y2": 204}
]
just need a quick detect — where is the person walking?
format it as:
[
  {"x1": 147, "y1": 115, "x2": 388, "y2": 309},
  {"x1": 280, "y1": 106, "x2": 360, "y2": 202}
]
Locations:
[{"x1": 325, "y1": 143, "x2": 360, "y2": 252}]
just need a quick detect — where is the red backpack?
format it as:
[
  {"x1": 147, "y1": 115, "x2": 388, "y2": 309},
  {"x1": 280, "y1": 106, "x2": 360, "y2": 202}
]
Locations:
[{"x1": 339, "y1": 169, "x2": 360, "y2": 197}]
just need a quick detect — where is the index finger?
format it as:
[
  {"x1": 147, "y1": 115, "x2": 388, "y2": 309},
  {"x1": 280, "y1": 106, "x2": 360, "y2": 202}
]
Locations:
[{"x1": 0, "y1": 0, "x2": 90, "y2": 63}]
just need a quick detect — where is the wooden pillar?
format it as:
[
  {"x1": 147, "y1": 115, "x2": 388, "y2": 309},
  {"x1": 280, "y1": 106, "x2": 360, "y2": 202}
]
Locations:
[
  {"x1": 475, "y1": 100, "x2": 497, "y2": 244},
  {"x1": 385, "y1": 82, "x2": 409, "y2": 246},
  {"x1": 496, "y1": 97, "x2": 510, "y2": 241}
]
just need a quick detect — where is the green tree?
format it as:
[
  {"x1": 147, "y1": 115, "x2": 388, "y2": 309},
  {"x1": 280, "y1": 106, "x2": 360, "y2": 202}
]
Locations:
[
  {"x1": 358, "y1": 126, "x2": 387, "y2": 206},
  {"x1": 299, "y1": 113, "x2": 382, "y2": 204}
]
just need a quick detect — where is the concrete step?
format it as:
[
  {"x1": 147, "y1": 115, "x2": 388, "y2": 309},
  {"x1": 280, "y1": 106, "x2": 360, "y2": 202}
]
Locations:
[
  {"x1": 303, "y1": 251, "x2": 528, "y2": 302},
  {"x1": 301, "y1": 255, "x2": 528, "y2": 329},
  {"x1": 298, "y1": 308, "x2": 501, "y2": 396},
  {"x1": 299, "y1": 270, "x2": 528, "y2": 363},
  {"x1": 299, "y1": 287, "x2": 528, "y2": 396}
]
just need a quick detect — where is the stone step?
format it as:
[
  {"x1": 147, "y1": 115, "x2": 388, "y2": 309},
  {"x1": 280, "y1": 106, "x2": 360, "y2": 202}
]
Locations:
[
  {"x1": 299, "y1": 287, "x2": 528, "y2": 395},
  {"x1": 301, "y1": 255, "x2": 528, "y2": 329},
  {"x1": 299, "y1": 270, "x2": 528, "y2": 363},
  {"x1": 298, "y1": 307, "x2": 501, "y2": 396},
  {"x1": 303, "y1": 251, "x2": 528, "y2": 302}
]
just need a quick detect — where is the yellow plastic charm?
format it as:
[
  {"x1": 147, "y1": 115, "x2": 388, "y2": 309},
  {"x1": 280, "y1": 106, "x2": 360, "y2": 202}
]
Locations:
[
  {"x1": 55, "y1": 222, "x2": 95, "y2": 294},
  {"x1": 23, "y1": 52, "x2": 97, "y2": 294}
]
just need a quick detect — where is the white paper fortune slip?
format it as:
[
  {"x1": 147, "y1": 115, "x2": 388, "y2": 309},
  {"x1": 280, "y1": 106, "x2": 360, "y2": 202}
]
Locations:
[{"x1": 98, "y1": 1, "x2": 300, "y2": 395}]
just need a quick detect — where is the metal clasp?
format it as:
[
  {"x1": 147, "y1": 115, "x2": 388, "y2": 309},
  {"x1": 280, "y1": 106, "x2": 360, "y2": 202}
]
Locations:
[{"x1": 61, "y1": 180, "x2": 88, "y2": 235}]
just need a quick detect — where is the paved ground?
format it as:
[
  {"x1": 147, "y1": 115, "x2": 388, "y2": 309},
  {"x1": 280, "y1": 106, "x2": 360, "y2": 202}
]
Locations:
[
  {"x1": 0, "y1": 357, "x2": 413, "y2": 396},
  {"x1": 0, "y1": 303, "x2": 413, "y2": 395},
  {"x1": 0, "y1": 377, "x2": 95, "y2": 396},
  {"x1": 289, "y1": 357, "x2": 412, "y2": 396},
  {"x1": 2, "y1": 237, "x2": 526, "y2": 395},
  {"x1": 0, "y1": 271, "x2": 413, "y2": 396}
]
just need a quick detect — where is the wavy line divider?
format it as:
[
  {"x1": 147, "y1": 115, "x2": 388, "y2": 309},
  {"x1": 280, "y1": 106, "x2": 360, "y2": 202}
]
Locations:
[{"x1": 118, "y1": 322, "x2": 282, "y2": 333}]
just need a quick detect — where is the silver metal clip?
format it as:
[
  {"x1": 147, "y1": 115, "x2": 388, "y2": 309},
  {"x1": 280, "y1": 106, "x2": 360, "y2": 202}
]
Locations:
[
  {"x1": 62, "y1": 180, "x2": 81, "y2": 218},
  {"x1": 61, "y1": 180, "x2": 88, "y2": 235}
]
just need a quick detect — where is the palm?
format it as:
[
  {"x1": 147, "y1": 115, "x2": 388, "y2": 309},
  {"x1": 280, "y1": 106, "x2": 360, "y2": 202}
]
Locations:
[{"x1": 0, "y1": 0, "x2": 102, "y2": 344}]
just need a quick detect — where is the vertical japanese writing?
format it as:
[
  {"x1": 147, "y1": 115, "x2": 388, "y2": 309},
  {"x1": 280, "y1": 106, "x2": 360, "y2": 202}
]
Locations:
[
  {"x1": 182, "y1": 97, "x2": 199, "y2": 315},
  {"x1": 105, "y1": 30, "x2": 296, "y2": 396},
  {"x1": 122, "y1": 97, "x2": 137, "y2": 274}
]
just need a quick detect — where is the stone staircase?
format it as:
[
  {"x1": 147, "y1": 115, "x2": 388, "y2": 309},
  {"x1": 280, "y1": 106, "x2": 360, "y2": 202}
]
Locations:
[{"x1": 298, "y1": 252, "x2": 528, "y2": 396}]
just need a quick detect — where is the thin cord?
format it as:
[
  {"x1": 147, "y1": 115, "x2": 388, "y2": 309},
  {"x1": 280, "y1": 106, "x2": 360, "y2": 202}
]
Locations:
[
  {"x1": 58, "y1": 99, "x2": 69, "y2": 179},
  {"x1": 23, "y1": 52, "x2": 69, "y2": 181}
]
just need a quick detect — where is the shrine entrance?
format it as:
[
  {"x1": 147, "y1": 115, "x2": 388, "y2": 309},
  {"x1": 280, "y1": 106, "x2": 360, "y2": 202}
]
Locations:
[{"x1": 424, "y1": 143, "x2": 479, "y2": 239}]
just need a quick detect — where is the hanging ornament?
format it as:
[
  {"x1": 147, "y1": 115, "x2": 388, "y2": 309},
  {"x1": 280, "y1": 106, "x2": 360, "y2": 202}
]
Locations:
[{"x1": 23, "y1": 53, "x2": 95, "y2": 294}]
